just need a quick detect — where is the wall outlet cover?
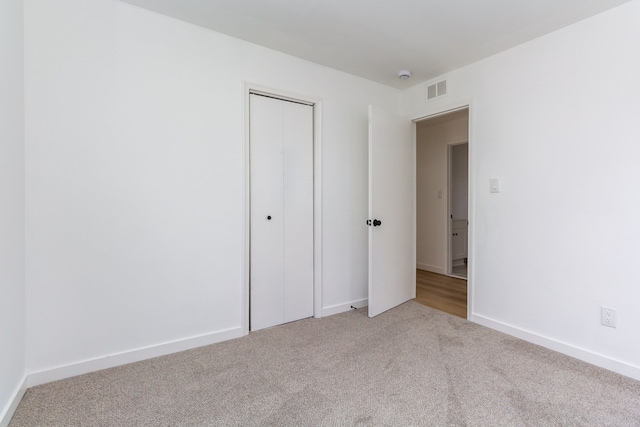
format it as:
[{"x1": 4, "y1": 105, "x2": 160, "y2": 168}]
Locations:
[{"x1": 601, "y1": 306, "x2": 617, "y2": 328}]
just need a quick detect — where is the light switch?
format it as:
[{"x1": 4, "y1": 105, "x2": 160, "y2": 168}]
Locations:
[{"x1": 490, "y1": 178, "x2": 500, "y2": 193}]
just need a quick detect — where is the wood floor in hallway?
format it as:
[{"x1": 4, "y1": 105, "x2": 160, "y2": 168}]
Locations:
[{"x1": 415, "y1": 269, "x2": 467, "y2": 318}]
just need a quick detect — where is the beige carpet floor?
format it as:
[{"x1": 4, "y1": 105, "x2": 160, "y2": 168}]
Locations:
[{"x1": 9, "y1": 301, "x2": 640, "y2": 426}]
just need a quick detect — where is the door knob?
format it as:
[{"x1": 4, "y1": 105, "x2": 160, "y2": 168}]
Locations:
[
  {"x1": 373, "y1": 219, "x2": 382, "y2": 227},
  {"x1": 267, "y1": 215, "x2": 272, "y2": 220}
]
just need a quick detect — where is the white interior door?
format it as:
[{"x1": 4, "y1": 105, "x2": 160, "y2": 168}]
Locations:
[
  {"x1": 448, "y1": 142, "x2": 469, "y2": 276},
  {"x1": 368, "y1": 106, "x2": 416, "y2": 317},
  {"x1": 250, "y1": 94, "x2": 313, "y2": 331}
]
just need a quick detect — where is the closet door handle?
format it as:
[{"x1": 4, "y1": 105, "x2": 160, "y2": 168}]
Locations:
[
  {"x1": 373, "y1": 219, "x2": 382, "y2": 227},
  {"x1": 267, "y1": 215, "x2": 272, "y2": 220}
]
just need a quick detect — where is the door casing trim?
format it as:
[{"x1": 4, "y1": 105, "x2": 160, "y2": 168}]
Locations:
[
  {"x1": 412, "y1": 99, "x2": 473, "y2": 320},
  {"x1": 242, "y1": 82, "x2": 323, "y2": 335}
]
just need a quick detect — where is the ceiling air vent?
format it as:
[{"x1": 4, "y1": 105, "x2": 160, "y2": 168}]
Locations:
[{"x1": 427, "y1": 79, "x2": 447, "y2": 101}]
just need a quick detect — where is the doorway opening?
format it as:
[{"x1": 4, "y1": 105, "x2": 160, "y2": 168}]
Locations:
[{"x1": 414, "y1": 107, "x2": 469, "y2": 318}]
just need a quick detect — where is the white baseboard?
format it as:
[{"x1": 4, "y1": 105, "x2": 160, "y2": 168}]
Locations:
[
  {"x1": 26, "y1": 327, "x2": 244, "y2": 388},
  {"x1": 416, "y1": 263, "x2": 444, "y2": 274},
  {"x1": 471, "y1": 313, "x2": 640, "y2": 381},
  {"x1": 322, "y1": 298, "x2": 368, "y2": 317},
  {"x1": 0, "y1": 375, "x2": 27, "y2": 427}
]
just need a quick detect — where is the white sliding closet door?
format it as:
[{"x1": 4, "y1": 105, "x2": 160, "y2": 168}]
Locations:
[{"x1": 250, "y1": 93, "x2": 313, "y2": 331}]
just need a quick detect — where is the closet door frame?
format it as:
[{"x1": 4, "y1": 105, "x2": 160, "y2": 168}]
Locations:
[{"x1": 242, "y1": 83, "x2": 323, "y2": 335}]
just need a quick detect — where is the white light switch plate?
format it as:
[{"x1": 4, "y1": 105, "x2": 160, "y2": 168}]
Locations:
[{"x1": 490, "y1": 178, "x2": 500, "y2": 193}]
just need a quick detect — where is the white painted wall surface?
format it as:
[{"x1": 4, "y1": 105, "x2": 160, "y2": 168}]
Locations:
[
  {"x1": 416, "y1": 116, "x2": 468, "y2": 273},
  {"x1": 23, "y1": 0, "x2": 399, "y2": 377},
  {"x1": 0, "y1": 0, "x2": 26, "y2": 423},
  {"x1": 404, "y1": 1, "x2": 640, "y2": 378}
]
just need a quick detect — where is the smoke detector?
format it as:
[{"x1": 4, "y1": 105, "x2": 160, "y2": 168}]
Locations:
[{"x1": 398, "y1": 70, "x2": 411, "y2": 80}]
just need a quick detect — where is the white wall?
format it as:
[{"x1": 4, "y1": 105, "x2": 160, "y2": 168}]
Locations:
[
  {"x1": 0, "y1": 0, "x2": 26, "y2": 424},
  {"x1": 23, "y1": 0, "x2": 399, "y2": 379},
  {"x1": 404, "y1": 1, "x2": 640, "y2": 379},
  {"x1": 416, "y1": 115, "x2": 468, "y2": 274}
]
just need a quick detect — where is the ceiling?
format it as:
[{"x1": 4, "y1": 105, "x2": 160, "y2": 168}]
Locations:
[{"x1": 119, "y1": 0, "x2": 631, "y2": 89}]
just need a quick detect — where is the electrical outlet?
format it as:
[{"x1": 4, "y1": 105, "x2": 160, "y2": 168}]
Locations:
[{"x1": 601, "y1": 307, "x2": 617, "y2": 328}]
